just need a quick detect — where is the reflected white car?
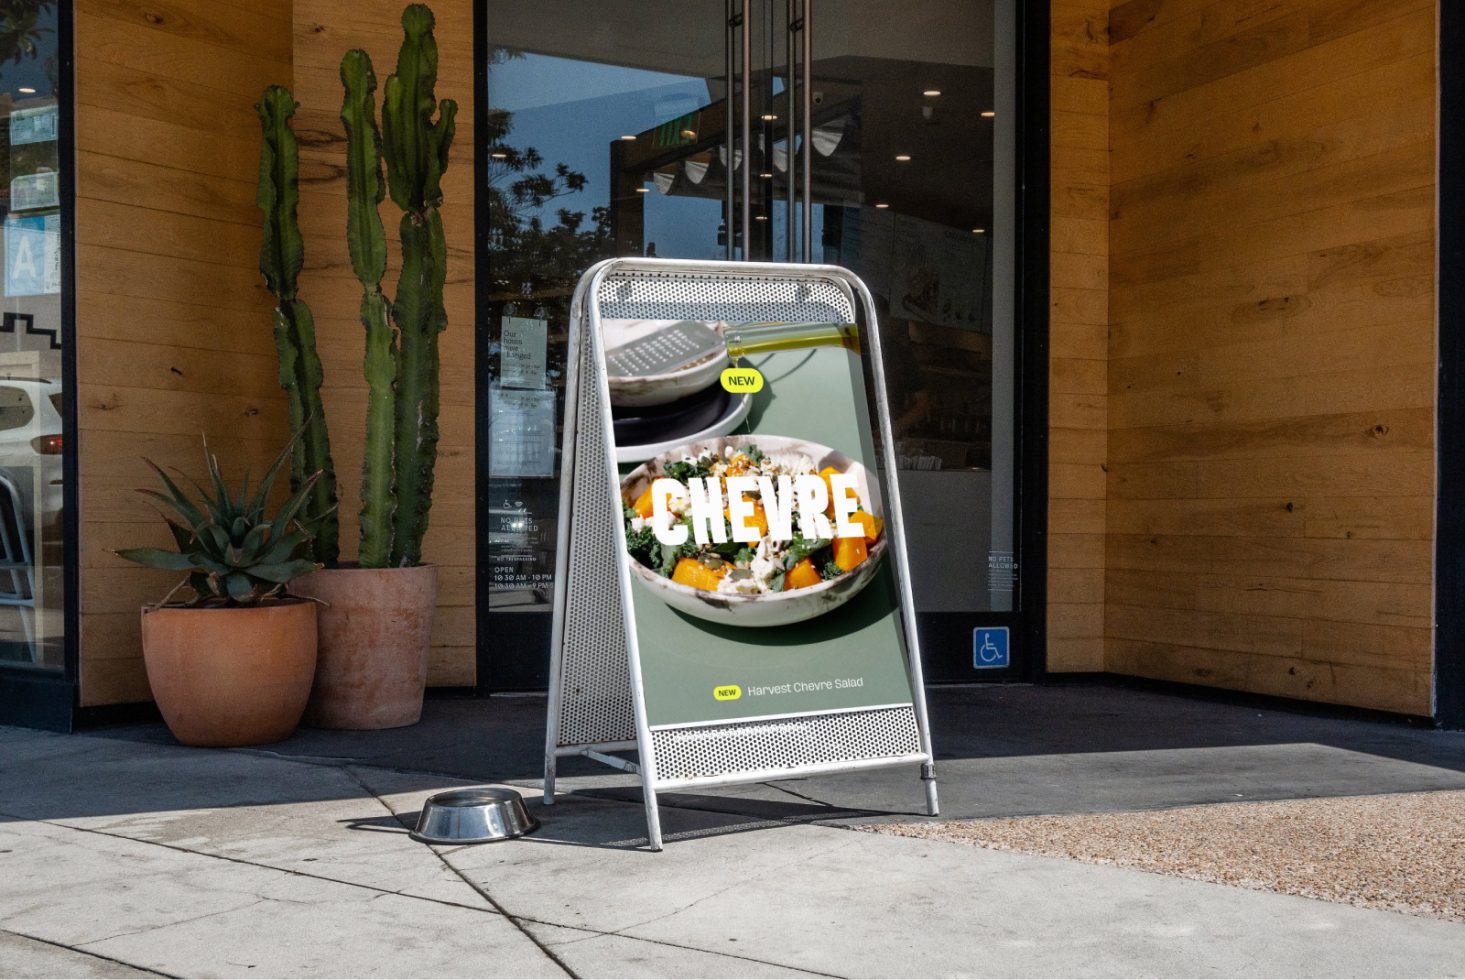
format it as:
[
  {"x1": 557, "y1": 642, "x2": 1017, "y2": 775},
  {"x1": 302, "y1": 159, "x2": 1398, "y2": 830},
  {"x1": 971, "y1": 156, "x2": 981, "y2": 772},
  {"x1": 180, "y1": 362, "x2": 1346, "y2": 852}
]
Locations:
[{"x1": 0, "y1": 376, "x2": 64, "y2": 547}]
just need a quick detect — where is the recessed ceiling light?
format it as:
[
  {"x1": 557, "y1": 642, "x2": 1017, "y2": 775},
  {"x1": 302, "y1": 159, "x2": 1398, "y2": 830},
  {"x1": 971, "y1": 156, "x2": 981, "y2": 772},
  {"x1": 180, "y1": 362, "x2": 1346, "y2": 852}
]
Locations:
[
  {"x1": 636, "y1": 187, "x2": 650, "y2": 193},
  {"x1": 894, "y1": 154, "x2": 912, "y2": 162},
  {"x1": 18, "y1": 87, "x2": 34, "y2": 94},
  {"x1": 490, "y1": 152, "x2": 507, "y2": 159},
  {"x1": 874, "y1": 203, "x2": 890, "y2": 209},
  {"x1": 760, "y1": 113, "x2": 778, "y2": 121},
  {"x1": 620, "y1": 134, "x2": 637, "y2": 141},
  {"x1": 971, "y1": 227, "x2": 985, "y2": 234},
  {"x1": 922, "y1": 89, "x2": 941, "y2": 97},
  {"x1": 981, "y1": 110, "x2": 996, "y2": 118},
  {"x1": 680, "y1": 129, "x2": 697, "y2": 139},
  {"x1": 754, "y1": 214, "x2": 768, "y2": 221},
  {"x1": 759, "y1": 172, "x2": 774, "y2": 179}
]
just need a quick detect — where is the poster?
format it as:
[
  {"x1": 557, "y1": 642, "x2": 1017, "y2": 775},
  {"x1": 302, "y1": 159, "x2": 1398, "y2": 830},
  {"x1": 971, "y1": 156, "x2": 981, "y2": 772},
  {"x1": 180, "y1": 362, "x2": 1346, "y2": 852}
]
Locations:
[
  {"x1": 499, "y1": 315, "x2": 548, "y2": 389},
  {"x1": 4, "y1": 211, "x2": 60, "y2": 297},
  {"x1": 487, "y1": 383, "x2": 556, "y2": 479},
  {"x1": 603, "y1": 319, "x2": 917, "y2": 729},
  {"x1": 9, "y1": 172, "x2": 58, "y2": 212},
  {"x1": 890, "y1": 213, "x2": 990, "y2": 332},
  {"x1": 9, "y1": 105, "x2": 57, "y2": 146}
]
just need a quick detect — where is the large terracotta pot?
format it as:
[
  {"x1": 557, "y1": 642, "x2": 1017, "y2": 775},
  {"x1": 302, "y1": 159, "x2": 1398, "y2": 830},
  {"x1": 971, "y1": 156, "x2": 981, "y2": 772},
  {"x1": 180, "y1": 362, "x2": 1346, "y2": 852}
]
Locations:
[
  {"x1": 293, "y1": 564, "x2": 438, "y2": 730},
  {"x1": 140, "y1": 601, "x2": 318, "y2": 747}
]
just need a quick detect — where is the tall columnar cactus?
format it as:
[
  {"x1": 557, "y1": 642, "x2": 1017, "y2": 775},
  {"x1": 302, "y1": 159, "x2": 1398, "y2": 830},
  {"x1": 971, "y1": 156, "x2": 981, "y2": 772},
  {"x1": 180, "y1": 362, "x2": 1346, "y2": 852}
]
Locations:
[
  {"x1": 256, "y1": 86, "x2": 340, "y2": 566},
  {"x1": 341, "y1": 4, "x2": 457, "y2": 568}
]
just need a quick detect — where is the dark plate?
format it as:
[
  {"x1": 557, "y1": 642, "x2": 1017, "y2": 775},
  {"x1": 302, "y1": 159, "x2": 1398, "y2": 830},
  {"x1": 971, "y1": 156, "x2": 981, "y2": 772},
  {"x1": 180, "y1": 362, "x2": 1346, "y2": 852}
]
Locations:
[{"x1": 612, "y1": 382, "x2": 730, "y2": 447}]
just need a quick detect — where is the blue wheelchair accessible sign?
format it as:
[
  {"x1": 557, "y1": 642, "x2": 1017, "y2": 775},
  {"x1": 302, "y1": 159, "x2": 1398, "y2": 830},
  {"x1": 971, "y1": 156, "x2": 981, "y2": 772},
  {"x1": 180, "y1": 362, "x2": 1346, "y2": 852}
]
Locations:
[{"x1": 973, "y1": 627, "x2": 1010, "y2": 670}]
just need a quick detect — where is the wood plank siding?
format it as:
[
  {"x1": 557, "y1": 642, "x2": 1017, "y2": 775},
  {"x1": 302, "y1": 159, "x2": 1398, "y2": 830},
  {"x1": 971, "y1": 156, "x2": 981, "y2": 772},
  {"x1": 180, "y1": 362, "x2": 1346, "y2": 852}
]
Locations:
[
  {"x1": 1104, "y1": 0, "x2": 1438, "y2": 713},
  {"x1": 1048, "y1": 0, "x2": 1112, "y2": 671},
  {"x1": 74, "y1": 0, "x2": 296, "y2": 705},
  {"x1": 73, "y1": 0, "x2": 475, "y2": 705}
]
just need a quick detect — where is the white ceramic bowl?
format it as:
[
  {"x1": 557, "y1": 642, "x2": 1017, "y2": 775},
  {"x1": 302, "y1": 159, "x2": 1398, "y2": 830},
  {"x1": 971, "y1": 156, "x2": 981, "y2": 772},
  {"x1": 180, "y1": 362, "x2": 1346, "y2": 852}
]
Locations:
[
  {"x1": 620, "y1": 434, "x2": 887, "y2": 627},
  {"x1": 603, "y1": 319, "x2": 729, "y2": 407}
]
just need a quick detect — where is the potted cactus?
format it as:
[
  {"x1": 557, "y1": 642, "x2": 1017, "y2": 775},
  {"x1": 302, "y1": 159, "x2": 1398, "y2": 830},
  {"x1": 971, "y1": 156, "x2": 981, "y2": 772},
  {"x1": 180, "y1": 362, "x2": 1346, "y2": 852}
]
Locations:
[
  {"x1": 115, "y1": 437, "x2": 323, "y2": 747},
  {"x1": 260, "y1": 4, "x2": 458, "y2": 730}
]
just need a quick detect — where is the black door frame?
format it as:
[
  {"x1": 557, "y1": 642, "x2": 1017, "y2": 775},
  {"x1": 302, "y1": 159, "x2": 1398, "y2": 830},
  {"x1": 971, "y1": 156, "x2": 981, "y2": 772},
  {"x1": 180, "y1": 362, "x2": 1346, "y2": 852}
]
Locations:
[
  {"x1": 0, "y1": 0, "x2": 81, "y2": 732},
  {"x1": 1436, "y1": 1, "x2": 1464, "y2": 730},
  {"x1": 473, "y1": 1, "x2": 1051, "y2": 692}
]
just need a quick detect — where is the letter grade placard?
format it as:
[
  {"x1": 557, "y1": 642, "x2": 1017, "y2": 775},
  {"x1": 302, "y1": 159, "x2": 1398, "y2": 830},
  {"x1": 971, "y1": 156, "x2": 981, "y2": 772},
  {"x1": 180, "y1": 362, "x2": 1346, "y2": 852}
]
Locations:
[{"x1": 544, "y1": 258, "x2": 938, "y2": 850}]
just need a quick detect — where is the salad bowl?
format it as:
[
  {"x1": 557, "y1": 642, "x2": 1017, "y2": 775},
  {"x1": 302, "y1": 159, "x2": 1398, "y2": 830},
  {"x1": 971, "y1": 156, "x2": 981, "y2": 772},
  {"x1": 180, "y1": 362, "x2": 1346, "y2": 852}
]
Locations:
[{"x1": 619, "y1": 435, "x2": 888, "y2": 628}]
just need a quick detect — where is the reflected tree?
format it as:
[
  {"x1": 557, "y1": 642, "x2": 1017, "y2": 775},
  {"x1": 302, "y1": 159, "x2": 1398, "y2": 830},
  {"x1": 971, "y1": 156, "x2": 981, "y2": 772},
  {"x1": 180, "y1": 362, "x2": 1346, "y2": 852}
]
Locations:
[
  {"x1": 0, "y1": 1, "x2": 51, "y2": 66},
  {"x1": 485, "y1": 49, "x2": 613, "y2": 297}
]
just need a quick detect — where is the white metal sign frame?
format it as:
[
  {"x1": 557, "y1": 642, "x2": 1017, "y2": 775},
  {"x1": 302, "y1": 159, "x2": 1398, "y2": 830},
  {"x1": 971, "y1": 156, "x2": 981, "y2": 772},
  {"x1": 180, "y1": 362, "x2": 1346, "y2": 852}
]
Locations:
[{"x1": 543, "y1": 257, "x2": 938, "y2": 850}]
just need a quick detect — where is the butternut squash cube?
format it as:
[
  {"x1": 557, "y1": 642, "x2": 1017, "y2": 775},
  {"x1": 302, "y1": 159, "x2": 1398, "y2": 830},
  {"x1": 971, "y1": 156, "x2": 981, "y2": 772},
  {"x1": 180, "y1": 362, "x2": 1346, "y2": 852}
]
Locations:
[
  {"x1": 671, "y1": 557, "x2": 726, "y2": 591},
  {"x1": 833, "y1": 535, "x2": 868, "y2": 572},
  {"x1": 785, "y1": 557, "x2": 821, "y2": 590}
]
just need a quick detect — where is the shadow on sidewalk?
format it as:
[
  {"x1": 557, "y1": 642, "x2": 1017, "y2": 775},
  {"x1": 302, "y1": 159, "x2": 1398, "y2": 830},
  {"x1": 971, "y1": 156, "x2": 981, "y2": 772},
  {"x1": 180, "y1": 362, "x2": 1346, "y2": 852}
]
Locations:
[{"x1": 9, "y1": 681, "x2": 1465, "y2": 829}]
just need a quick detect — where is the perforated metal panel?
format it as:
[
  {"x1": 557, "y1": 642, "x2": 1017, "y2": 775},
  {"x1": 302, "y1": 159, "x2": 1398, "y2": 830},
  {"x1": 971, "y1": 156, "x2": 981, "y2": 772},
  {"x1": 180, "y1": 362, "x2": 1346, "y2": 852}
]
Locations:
[
  {"x1": 554, "y1": 330, "x2": 636, "y2": 748},
  {"x1": 651, "y1": 706, "x2": 923, "y2": 785},
  {"x1": 597, "y1": 269, "x2": 855, "y2": 324}
]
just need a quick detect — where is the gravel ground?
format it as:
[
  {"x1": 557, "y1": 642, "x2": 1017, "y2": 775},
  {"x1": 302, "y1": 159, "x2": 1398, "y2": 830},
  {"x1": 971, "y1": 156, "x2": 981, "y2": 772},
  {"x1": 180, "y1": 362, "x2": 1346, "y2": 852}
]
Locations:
[{"x1": 873, "y1": 790, "x2": 1465, "y2": 922}]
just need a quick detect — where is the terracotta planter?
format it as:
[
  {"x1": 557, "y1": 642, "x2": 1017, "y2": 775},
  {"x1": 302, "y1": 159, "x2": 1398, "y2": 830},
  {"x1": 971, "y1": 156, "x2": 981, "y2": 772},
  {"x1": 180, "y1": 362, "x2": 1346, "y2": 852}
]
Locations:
[
  {"x1": 140, "y1": 601, "x2": 318, "y2": 747},
  {"x1": 294, "y1": 564, "x2": 437, "y2": 730}
]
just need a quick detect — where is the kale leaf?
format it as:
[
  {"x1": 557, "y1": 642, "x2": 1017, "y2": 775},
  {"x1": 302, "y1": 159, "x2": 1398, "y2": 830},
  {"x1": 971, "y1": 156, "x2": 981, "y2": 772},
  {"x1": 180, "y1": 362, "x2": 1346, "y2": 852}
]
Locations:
[
  {"x1": 783, "y1": 534, "x2": 831, "y2": 568},
  {"x1": 663, "y1": 456, "x2": 713, "y2": 482}
]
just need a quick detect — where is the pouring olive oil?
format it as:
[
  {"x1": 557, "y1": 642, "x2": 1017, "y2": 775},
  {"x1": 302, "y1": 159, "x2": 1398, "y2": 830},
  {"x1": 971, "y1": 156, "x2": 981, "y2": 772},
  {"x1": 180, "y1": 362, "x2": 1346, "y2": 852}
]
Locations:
[{"x1": 724, "y1": 321, "x2": 861, "y2": 363}]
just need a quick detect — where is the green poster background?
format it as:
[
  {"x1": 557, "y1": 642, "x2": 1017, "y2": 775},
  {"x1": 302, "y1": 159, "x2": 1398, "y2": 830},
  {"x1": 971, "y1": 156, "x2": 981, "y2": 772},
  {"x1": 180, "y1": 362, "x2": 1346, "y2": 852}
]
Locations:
[{"x1": 616, "y1": 340, "x2": 917, "y2": 729}]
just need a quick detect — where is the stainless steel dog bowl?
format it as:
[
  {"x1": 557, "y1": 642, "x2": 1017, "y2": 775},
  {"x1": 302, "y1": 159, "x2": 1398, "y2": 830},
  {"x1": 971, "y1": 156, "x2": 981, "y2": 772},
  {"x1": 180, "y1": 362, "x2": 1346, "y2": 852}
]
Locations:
[{"x1": 410, "y1": 788, "x2": 539, "y2": 844}]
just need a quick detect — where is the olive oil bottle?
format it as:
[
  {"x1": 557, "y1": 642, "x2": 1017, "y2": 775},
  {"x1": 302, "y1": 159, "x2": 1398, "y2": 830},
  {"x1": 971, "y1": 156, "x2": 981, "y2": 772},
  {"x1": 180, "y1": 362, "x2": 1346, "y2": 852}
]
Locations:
[{"x1": 724, "y1": 321, "x2": 861, "y2": 362}]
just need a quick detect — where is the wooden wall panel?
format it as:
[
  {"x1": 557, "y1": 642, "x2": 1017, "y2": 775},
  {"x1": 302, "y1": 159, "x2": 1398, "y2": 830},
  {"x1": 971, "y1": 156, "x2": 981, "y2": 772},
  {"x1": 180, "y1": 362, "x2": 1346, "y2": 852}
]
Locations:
[
  {"x1": 1048, "y1": 0, "x2": 1111, "y2": 671},
  {"x1": 75, "y1": 0, "x2": 294, "y2": 706},
  {"x1": 75, "y1": 0, "x2": 476, "y2": 705},
  {"x1": 1104, "y1": 0, "x2": 1437, "y2": 713},
  {"x1": 293, "y1": 1, "x2": 476, "y2": 687}
]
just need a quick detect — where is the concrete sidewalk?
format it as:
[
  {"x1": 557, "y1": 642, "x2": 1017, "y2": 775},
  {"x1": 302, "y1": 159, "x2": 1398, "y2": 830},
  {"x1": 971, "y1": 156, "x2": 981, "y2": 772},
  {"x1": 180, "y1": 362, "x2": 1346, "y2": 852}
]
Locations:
[{"x1": 4, "y1": 686, "x2": 1465, "y2": 977}]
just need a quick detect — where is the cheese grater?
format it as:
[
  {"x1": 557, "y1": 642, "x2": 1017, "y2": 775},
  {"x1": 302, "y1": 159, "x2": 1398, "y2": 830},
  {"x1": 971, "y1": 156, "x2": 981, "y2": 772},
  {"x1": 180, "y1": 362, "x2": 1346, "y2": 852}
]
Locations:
[{"x1": 604, "y1": 320, "x2": 725, "y2": 378}]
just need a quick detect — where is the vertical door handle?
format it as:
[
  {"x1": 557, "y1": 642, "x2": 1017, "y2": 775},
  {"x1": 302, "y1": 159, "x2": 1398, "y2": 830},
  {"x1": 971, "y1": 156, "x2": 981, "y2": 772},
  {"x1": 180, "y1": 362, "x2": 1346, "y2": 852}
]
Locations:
[
  {"x1": 801, "y1": 0, "x2": 812, "y2": 261},
  {"x1": 785, "y1": 0, "x2": 798, "y2": 261},
  {"x1": 740, "y1": 0, "x2": 752, "y2": 257},
  {"x1": 725, "y1": 0, "x2": 738, "y2": 260}
]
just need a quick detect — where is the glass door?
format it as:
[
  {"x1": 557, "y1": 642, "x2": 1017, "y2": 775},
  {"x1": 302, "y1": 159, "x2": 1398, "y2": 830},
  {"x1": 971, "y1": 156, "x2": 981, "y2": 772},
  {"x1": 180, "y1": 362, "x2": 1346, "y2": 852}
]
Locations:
[
  {"x1": 480, "y1": 0, "x2": 1021, "y2": 688},
  {"x1": 0, "y1": 0, "x2": 74, "y2": 729}
]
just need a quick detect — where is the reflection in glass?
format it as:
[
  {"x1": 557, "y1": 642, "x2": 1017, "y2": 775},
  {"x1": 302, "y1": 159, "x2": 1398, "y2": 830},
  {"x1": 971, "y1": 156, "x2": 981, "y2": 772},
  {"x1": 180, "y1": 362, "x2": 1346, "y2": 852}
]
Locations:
[
  {"x1": 483, "y1": 2, "x2": 1014, "y2": 641},
  {"x1": 0, "y1": 2, "x2": 64, "y2": 670}
]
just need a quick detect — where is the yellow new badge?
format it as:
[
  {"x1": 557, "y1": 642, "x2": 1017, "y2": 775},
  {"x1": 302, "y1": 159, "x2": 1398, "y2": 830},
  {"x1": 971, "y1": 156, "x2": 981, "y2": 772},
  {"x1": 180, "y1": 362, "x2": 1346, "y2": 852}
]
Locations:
[
  {"x1": 720, "y1": 367, "x2": 764, "y2": 394},
  {"x1": 713, "y1": 684, "x2": 742, "y2": 701}
]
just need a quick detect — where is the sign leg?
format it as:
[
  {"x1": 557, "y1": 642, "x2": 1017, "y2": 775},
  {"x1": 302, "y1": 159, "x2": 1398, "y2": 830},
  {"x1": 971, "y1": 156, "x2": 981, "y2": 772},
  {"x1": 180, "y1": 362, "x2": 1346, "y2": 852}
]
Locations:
[
  {"x1": 544, "y1": 752, "x2": 558, "y2": 806},
  {"x1": 922, "y1": 761, "x2": 940, "y2": 816},
  {"x1": 641, "y1": 779, "x2": 664, "y2": 851}
]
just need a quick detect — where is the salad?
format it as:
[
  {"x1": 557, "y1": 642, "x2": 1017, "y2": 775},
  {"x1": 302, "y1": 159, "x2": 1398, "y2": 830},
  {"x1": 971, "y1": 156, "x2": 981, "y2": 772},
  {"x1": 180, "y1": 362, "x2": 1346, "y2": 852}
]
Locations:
[{"x1": 623, "y1": 443, "x2": 884, "y2": 596}]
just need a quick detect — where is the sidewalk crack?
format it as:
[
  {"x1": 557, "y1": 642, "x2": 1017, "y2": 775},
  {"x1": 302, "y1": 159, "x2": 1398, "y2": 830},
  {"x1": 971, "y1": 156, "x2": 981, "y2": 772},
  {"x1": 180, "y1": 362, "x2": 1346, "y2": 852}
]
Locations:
[
  {"x1": 0, "y1": 927, "x2": 177, "y2": 978},
  {"x1": 506, "y1": 915, "x2": 847, "y2": 979},
  {"x1": 77, "y1": 900, "x2": 269, "y2": 948}
]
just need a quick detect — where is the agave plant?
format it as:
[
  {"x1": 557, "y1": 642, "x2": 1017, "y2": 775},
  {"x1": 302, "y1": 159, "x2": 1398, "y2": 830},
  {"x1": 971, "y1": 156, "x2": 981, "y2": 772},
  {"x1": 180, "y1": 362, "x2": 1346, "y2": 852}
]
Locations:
[{"x1": 116, "y1": 435, "x2": 327, "y2": 607}]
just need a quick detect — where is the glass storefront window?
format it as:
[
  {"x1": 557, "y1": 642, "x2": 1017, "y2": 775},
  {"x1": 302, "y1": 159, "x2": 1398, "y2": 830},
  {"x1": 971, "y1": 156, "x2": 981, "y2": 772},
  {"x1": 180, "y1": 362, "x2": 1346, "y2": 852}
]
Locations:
[
  {"x1": 0, "y1": 2, "x2": 65, "y2": 672},
  {"x1": 483, "y1": 1, "x2": 1017, "y2": 683}
]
